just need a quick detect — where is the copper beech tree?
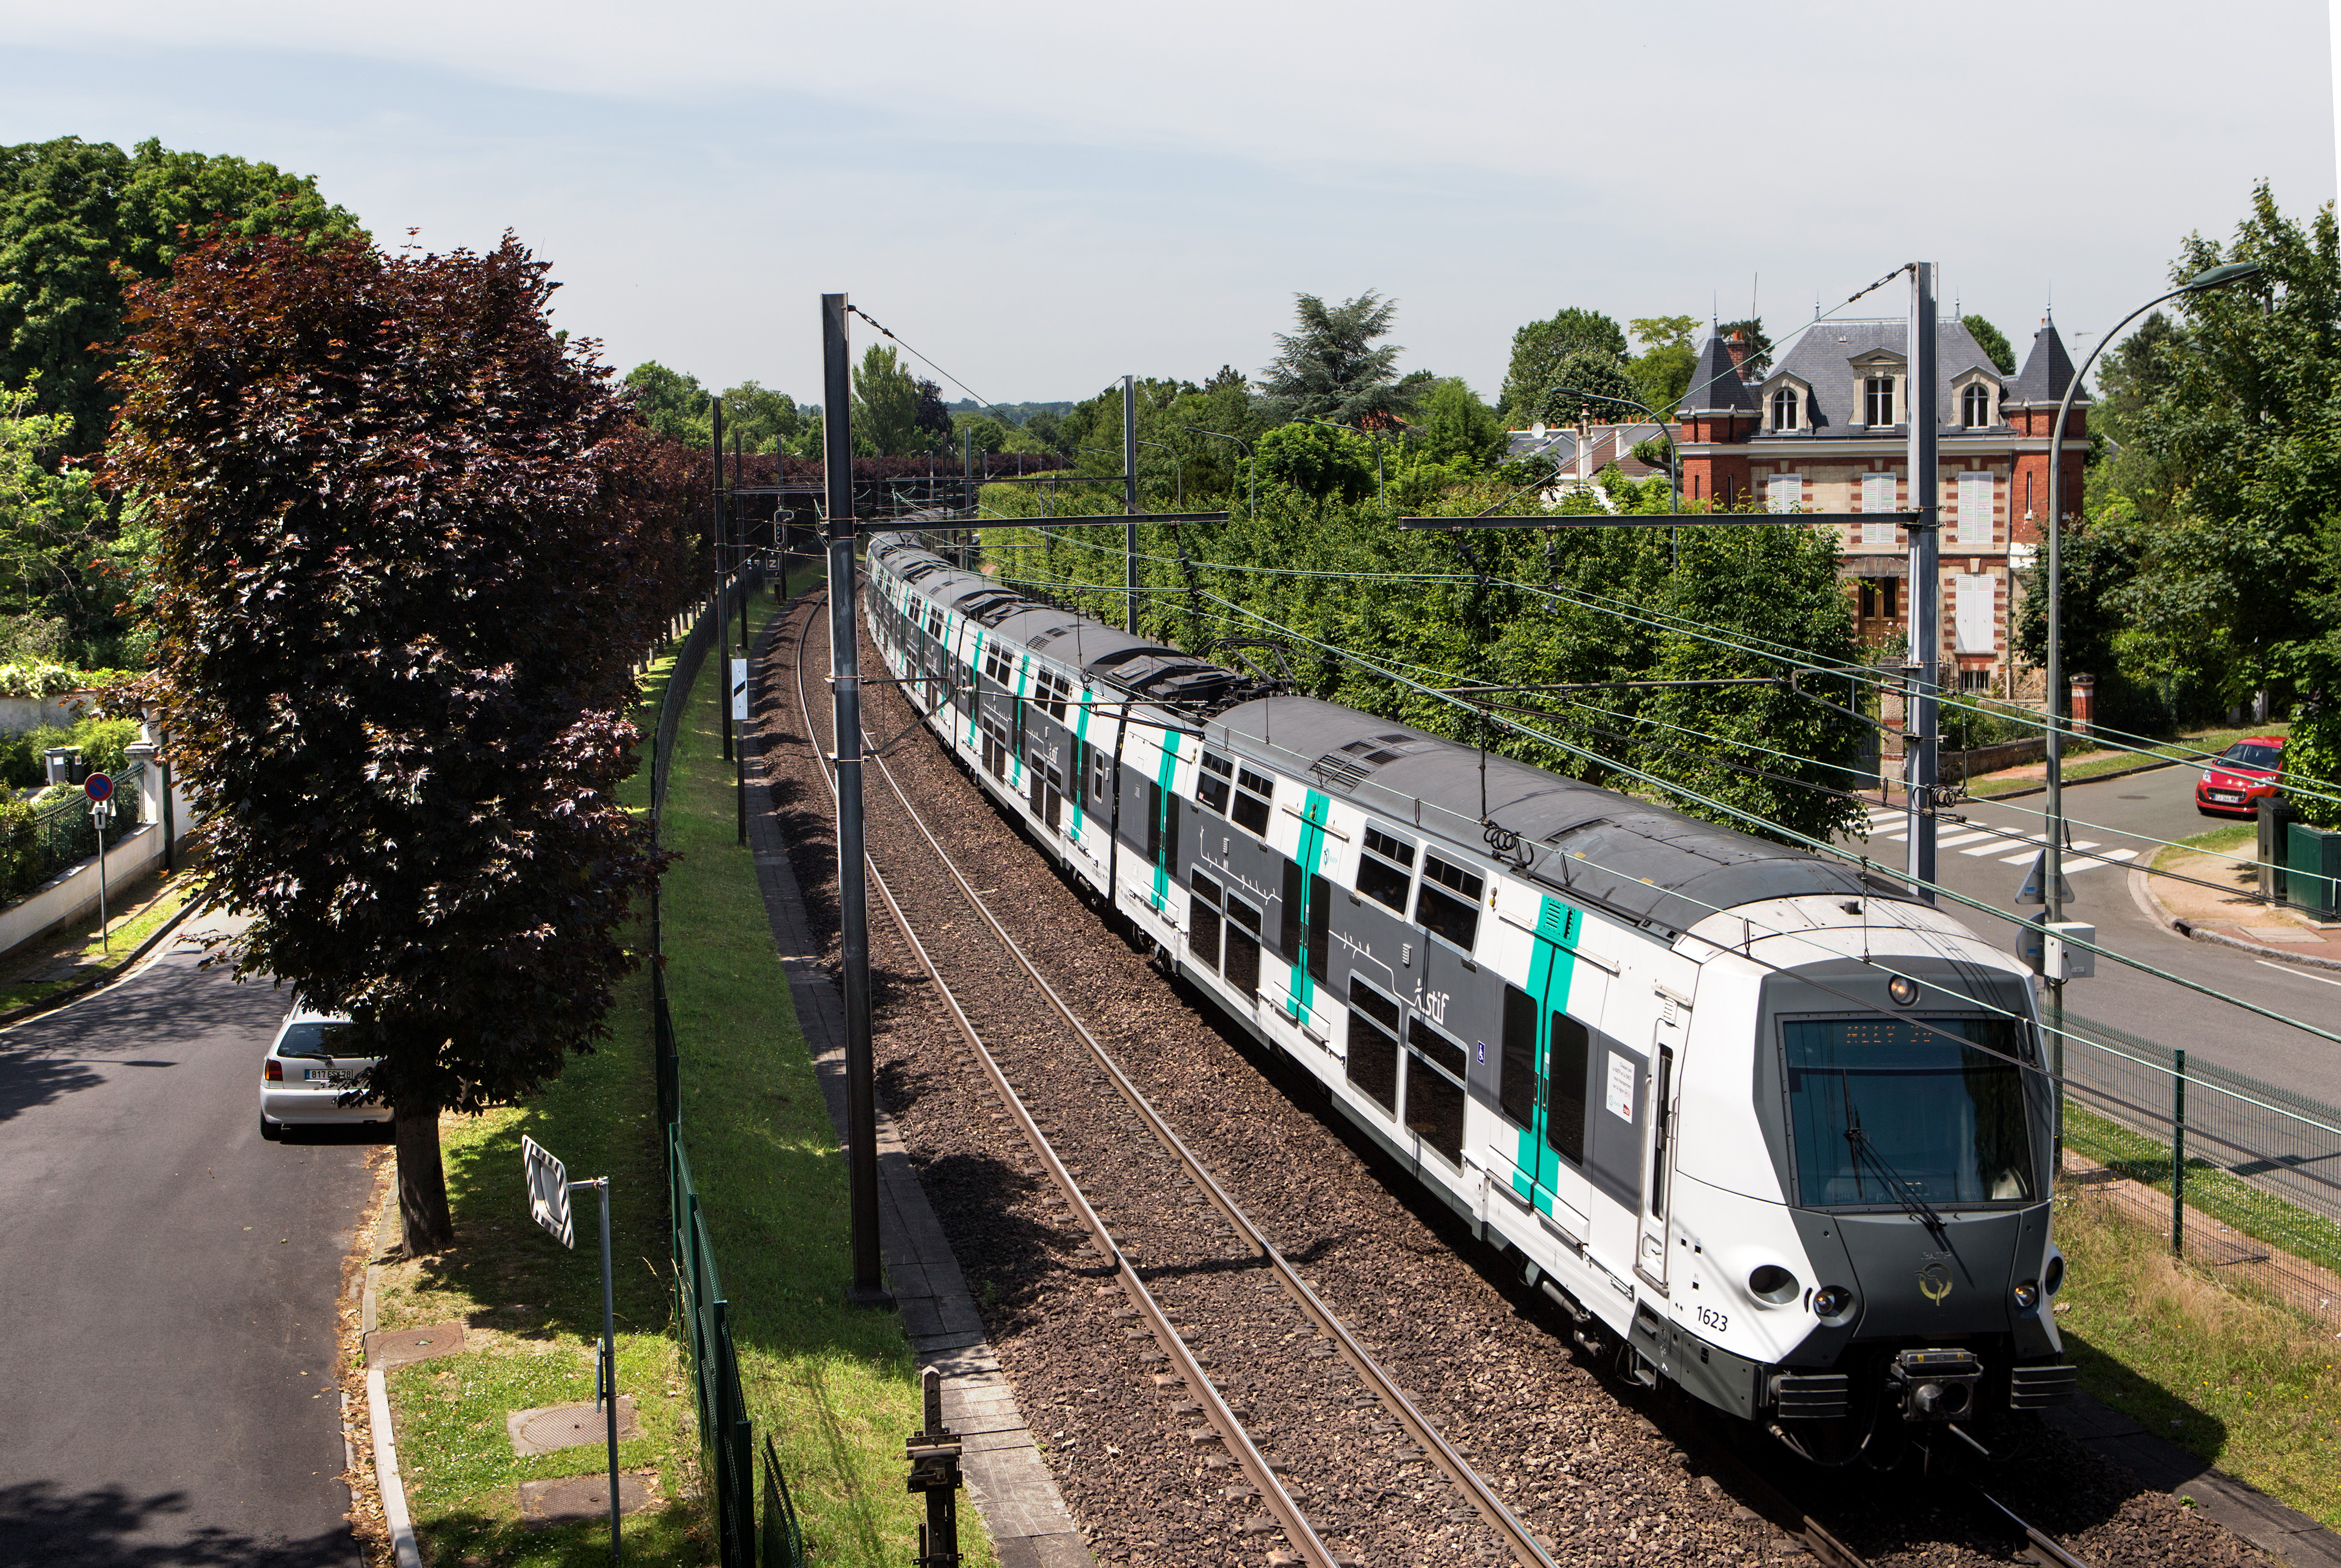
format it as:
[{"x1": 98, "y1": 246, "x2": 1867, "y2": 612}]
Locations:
[{"x1": 110, "y1": 232, "x2": 693, "y2": 1252}]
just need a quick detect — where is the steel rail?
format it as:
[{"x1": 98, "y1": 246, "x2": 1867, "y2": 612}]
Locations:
[
  {"x1": 788, "y1": 594, "x2": 1337, "y2": 1568},
  {"x1": 798, "y1": 590, "x2": 1572, "y2": 1568},
  {"x1": 1974, "y1": 1485, "x2": 2093, "y2": 1568}
]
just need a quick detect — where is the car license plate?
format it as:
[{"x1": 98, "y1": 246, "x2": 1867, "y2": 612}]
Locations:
[
  {"x1": 2210, "y1": 792, "x2": 2242, "y2": 803},
  {"x1": 304, "y1": 1067, "x2": 333, "y2": 1081}
]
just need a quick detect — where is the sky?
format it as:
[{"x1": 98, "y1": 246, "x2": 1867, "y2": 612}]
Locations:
[{"x1": 3, "y1": 1, "x2": 2335, "y2": 409}]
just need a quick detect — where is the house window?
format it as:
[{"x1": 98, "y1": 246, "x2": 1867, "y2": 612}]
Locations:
[
  {"x1": 1860, "y1": 473, "x2": 1899, "y2": 546},
  {"x1": 1857, "y1": 578, "x2": 1900, "y2": 622},
  {"x1": 1958, "y1": 667, "x2": 1993, "y2": 693},
  {"x1": 1864, "y1": 376, "x2": 1896, "y2": 426},
  {"x1": 1962, "y1": 383, "x2": 1995, "y2": 428},
  {"x1": 1770, "y1": 387, "x2": 1799, "y2": 430},
  {"x1": 1957, "y1": 472, "x2": 1993, "y2": 547}
]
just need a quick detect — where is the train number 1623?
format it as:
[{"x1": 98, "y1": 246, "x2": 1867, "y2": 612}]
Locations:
[{"x1": 1695, "y1": 1304, "x2": 1729, "y2": 1333}]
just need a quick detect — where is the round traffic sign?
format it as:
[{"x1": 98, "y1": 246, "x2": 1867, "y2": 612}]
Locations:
[{"x1": 83, "y1": 772, "x2": 114, "y2": 802}]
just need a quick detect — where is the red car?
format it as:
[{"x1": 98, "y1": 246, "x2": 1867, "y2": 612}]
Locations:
[{"x1": 2195, "y1": 736, "x2": 2285, "y2": 817}]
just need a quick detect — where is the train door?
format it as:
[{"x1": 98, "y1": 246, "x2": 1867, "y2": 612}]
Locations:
[
  {"x1": 1636, "y1": 1000, "x2": 1685, "y2": 1291},
  {"x1": 1499, "y1": 898, "x2": 1598, "y2": 1238}
]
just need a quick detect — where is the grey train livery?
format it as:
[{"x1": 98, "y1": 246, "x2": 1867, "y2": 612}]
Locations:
[{"x1": 861, "y1": 532, "x2": 2075, "y2": 1465}]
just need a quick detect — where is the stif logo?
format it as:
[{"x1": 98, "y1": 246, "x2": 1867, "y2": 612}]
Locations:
[{"x1": 1918, "y1": 1262, "x2": 1954, "y2": 1304}]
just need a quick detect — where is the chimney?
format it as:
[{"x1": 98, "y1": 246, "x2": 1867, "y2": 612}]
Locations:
[{"x1": 1724, "y1": 330, "x2": 1752, "y2": 381}]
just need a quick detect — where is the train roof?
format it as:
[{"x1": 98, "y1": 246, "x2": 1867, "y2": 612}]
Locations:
[
  {"x1": 1207, "y1": 695, "x2": 1882, "y2": 940},
  {"x1": 872, "y1": 530, "x2": 1879, "y2": 938}
]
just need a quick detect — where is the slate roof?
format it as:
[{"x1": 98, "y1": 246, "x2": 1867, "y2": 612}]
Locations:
[
  {"x1": 1677, "y1": 334, "x2": 1758, "y2": 416},
  {"x1": 2010, "y1": 316, "x2": 2083, "y2": 406},
  {"x1": 1503, "y1": 422, "x2": 1667, "y2": 476},
  {"x1": 1752, "y1": 318, "x2": 2007, "y2": 435}
]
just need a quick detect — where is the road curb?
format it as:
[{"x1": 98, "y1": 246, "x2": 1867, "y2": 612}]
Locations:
[
  {"x1": 2126, "y1": 865, "x2": 2341, "y2": 975},
  {"x1": 0, "y1": 894, "x2": 203, "y2": 1031},
  {"x1": 366, "y1": 1366, "x2": 422, "y2": 1568}
]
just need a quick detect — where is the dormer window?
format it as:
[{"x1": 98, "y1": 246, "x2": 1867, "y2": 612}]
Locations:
[
  {"x1": 1864, "y1": 376, "x2": 1896, "y2": 426},
  {"x1": 1962, "y1": 382, "x2": 1995, "y2": 427},
  {"x1": 1770, "y1": 387, "x2": 1800, "y2": 430}
]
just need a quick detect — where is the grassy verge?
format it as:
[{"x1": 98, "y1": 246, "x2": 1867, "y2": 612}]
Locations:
[
  {"x1": 0, "y1": 865, "x2": 188, "y2": 1012},
  {"x1": 2062, "y1": 1102, "x2": 2341, "y2": 1277},
  {"x1": 369, "y1": 638, "x2": 711, "y2": 1567},
  {"x1": 1967, "y1": 722, "x2": 2292, "y2": 797},
  {"x1": 659, "y1": 571, "x2": 995, "y2": 1568},
  {"x1": 2053, "y1": 1184, "x2": 2341, "y2": 1528}
]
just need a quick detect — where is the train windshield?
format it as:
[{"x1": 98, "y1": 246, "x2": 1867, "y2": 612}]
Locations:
[{"x1": 1782, "y1": 1016, "x2": 2033, "y2": 1208}]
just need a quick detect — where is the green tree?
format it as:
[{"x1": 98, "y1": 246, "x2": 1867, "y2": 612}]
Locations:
[
  {"x1": 0, "y1": 377, "x2": 110, "y2": 657},
  {"x1": 1625, "y1": 314, "x2": 1700, "y2": 418},
  {"x1": 0, "y1": 136, "x2": 362, "y2": 454},
  {"x1": 952, "y1": 412, "x2": 1010, "y2": 455},
  {"x1": 112, "y1": 231, "x2": 686, "y2": 1251},
  {"x1": 912, "y1": 378, "x2": 954, "y2": 451},
  {"x1": 852, "y1": 343, "x2": 919, "y2": 456},
  {"x1": 1499, "y1": 307, "x2": 1630, "y2": 423},
  {"x1": 1252, "y1": 422, "x2": 1377, "y2": 504},
  {"x1": 2089, "y1": 312, "x2": 2185, "y2": 520},
  {"x1": 1415, "y1": 378, "x2": 1507, "y2": 468},
  {"x1": 624, "y1": 361, "x2": 710, "y2": 448},
  {"x1": 1259, "y1": 291, "x2": 1411, "y2": 426},
  {"x1": 716, "y1": 380, "x2": 804, "y2": 454},
  {"x1": 1530, "y1": 351, "x2": 1637, "y2": 428},
  {"x1": 1962, "y1": 313, "x2": 2017, "y2": 374}
]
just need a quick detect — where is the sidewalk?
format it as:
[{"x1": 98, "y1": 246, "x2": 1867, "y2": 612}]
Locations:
[{"x1": 2132, "y1": 847, "x2": 2341, "y2": 971}]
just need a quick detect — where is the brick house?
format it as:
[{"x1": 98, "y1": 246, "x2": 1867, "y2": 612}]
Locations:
[{"x1": 1670, "y1": 315, "x2": 2087, "y2": 696}]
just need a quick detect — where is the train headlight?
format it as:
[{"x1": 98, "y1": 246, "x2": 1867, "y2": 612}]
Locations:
[
  {"x1": 1813, "y1": 1285, "x2": 1856, "y2": 1324},
  {"x1": 1888, "y1": 974, "x2": 1920, "y2": 1006},
  {"x1": 2013, "y1": 1279, "x2": 2040, "y2": 1310},
  {"x1": 1748, "y1": 1265, "x2": 1800, "y2": 1305}
]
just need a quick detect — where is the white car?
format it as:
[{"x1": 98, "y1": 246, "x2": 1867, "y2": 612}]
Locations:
[{"x1": 259, "y1": 1006, "x2": 386, "y2": 1139}]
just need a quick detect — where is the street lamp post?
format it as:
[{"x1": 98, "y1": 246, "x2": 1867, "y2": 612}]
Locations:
[
  {"x1": 1179, "y1": 425, "x2": 1255, "y2": 518},
  {"x1": 2041, "y1": 259, "x2": 2261, "y2": 1158},
  {"x1": 1547, "y1": 385, "x2": 1679, "y2": 514}
]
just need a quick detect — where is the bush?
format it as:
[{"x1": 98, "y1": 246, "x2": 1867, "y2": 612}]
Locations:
[
  {"x1": 0, "y1": 796, "x2": 36, "y2": 894},
  {"x1": 0, "y1": 716, "x2": 143, "y2": 789}
]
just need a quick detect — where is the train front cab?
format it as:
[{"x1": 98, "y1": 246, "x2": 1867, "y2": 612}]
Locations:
[{"x1": 1667, "y1": 938, "x2": 2076, "y2": 1464}]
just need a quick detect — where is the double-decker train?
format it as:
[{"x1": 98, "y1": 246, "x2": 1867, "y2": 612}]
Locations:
[{"x1": 861, "y1": 530, "x2": 2074, "y2": 1465}]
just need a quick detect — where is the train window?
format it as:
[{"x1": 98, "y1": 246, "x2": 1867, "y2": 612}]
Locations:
[
  {"x1": 1198, "y1": 752, "x2": 1233, "y2": 816},
  {"x1": 1405, "y1": 1017, "x2": 1467, "y2": 1164},
  {"x1": 983, "y1": 643, "x2": 1016, "y2": 688},
  {"x1": 1039, "y1": 671, "x2": 1071, "y2": 722},
  {"x1": 1780, "y1": 1016, "x2": 2033, "y2": 1206},
  {"x1": 1232, "y1": 767, "x2": 1274, "y2": 835},
  {"x1": 1357, "y1": 825, "x2": 1414, "y2": 912},
  {"x1": 1415, "y1": 853, "x2": 1484, "y2": 952},
  {"x1": 1189, "y1": 872, "x2": 1222, "y2": 970},
  {"x1": 1307, "y1": 872, "x2": 1329, "y2": 985},
  {"x1": 1547, "y1": 1013, "x2": 1589, "y2": 1166},
  {"x1": 927, "y1": 609, "x2": 944, "y2": 639},
  {"x1": 1224, "y1": 895, "x2": 1262, "y2": 1000},
  {"x1": 1089, "y1": 744, "x2": 1111, "y2": 806},
  {"x1": 1499, "y1": 984, "x2": 1537, "y2": 1127},
  {"x1": 1279, "y1": 859, "x2": 1302, "y2": 959},
  {"x1": 1346, "y1": 978, "x2": 1400, "y2": 1114}
]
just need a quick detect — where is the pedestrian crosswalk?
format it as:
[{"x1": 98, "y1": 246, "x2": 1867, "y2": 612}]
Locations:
[{"x1": 1855, "y1": 813, "x2": 2140, "y2": 874}]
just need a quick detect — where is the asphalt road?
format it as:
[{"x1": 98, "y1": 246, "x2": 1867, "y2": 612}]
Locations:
[
  {"x1": 0, "y1": 924, "x2": 377, "y2": 1568},
  {"x1": 1851, "y1": 761, "x2": 2341, "y2": 1112}
]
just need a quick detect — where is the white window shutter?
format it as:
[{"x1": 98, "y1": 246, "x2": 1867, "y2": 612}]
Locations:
[
  {"x1": 1955, "y1": 574, "x2": 1995, "y2": 654},
  {"x1": 1958, "y1": 473, "x2": 1993, "y2": 547},
  {"x1": 1768, "y1": 474, "x2": 1803, "y2": 514},
  {"x1": 1861, "y1": 474, "x2": 1898, "y2": 545}
]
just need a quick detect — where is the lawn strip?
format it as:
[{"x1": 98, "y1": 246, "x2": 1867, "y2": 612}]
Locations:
[
  {"x1": 2063, "y1": 1102, "x2": 2341, "y2": 1278},
  {"x1": 658, "y1": 577, "x2": 997, "y2": 1568},
  {"x1": 369, "y1": 632, "x2": 710, "y2": 1566},
  {"x1": 2054, "y1": 1182, "x2": 2341, "y2": 1530}
]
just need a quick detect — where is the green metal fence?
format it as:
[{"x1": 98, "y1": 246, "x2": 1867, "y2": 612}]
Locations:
[
  {"x1": 646, "y1": 570, "x2": 804, "y2": 1568},
  {"x1": 2059, "y1": 1009, "x2": 2341, "y2": 1325},
  {"x1": 0, "y1": 760, "x2": 147, "y2": 905}
]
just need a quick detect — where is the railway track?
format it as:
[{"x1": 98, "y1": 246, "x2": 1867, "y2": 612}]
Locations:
[
  {"x1": 794, "y1": 591, "x2": 1559, "y2": 1568},
  {"x1": 772, "y1": 584, "x2": 2150, "y2": 1568}
]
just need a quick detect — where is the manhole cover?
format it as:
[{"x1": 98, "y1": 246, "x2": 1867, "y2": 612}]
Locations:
[
  {"x1": 508, "y1": 1397, "x2": 641, "y2": 1456},
  {"x1": 363, "y1": 1323, "x2": 466, "y2": 1371},
  {"x1": 518, "y1": 1467, "x2": 655, "y2": 1527}
]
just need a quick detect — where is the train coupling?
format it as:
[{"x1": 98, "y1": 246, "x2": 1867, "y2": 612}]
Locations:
[{"x1": 1890, "y1": 1348, "x2": 1983, "y2": 1422}]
